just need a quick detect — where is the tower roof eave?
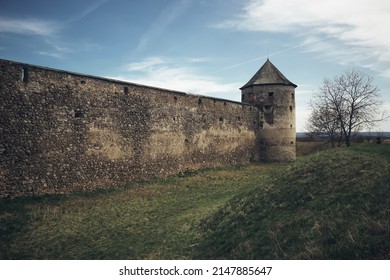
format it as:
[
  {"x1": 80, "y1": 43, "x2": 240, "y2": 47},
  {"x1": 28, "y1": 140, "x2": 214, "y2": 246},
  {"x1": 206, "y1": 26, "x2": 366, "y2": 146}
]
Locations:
[
  {"x1": 240, "y1": 59, "x2": 297, "y2": 89},
  {"x1": 240, "y1": 82, "x2": 297, "y2": 90}
]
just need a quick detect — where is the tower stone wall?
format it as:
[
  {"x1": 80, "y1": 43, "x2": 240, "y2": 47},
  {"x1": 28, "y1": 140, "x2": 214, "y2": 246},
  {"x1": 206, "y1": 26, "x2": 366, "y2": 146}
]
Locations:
[{"x1": 242, "y1": 85, "x2": 296, "y2": 161}]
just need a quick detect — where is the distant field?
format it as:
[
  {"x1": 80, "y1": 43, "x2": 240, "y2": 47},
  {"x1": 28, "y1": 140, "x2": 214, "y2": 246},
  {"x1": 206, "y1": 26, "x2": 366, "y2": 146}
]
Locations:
[{"x1": 1, "y1": 143, "x2": 389, "y2": 259}]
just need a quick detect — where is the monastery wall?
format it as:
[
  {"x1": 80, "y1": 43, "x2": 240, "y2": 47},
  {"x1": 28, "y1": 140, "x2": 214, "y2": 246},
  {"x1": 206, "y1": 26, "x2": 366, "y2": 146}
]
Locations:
[{"x1": 0, "y1": 59, "x2": 259, "y2": 198}]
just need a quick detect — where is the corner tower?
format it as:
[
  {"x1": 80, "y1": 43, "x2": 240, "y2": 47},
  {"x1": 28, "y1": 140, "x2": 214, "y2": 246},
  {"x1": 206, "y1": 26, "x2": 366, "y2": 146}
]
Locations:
[{"x1": 241, "y1": 59, "x2": 297, "y2": 162}]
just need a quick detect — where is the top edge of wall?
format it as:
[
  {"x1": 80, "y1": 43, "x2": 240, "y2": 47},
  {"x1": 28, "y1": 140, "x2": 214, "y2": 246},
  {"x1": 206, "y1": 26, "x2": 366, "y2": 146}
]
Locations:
[{"x1": 0, "y1": 58, "x2": 256, "y2": 108}]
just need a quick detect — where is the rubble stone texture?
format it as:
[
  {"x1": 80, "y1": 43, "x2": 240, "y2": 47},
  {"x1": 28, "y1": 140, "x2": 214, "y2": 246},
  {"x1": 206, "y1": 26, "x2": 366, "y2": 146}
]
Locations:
[{"x1": 0, "y1": 58, "x2": 296, "y2": 198}]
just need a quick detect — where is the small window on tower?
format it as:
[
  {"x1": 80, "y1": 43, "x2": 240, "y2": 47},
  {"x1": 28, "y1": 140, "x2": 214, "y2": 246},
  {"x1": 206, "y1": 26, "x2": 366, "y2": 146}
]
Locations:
[
  {"x1": 268, "y1": 92, "x2": 274, "y2": 97},
  {"x1": 22, "y1": 67, "x2": 29, "y2": 83}
]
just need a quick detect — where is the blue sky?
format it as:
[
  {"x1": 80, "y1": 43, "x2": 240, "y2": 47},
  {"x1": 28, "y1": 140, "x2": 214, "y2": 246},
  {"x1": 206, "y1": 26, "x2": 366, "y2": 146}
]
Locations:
[{"x1": 1, "y1": 0, "x2": 390, "y2": 132}]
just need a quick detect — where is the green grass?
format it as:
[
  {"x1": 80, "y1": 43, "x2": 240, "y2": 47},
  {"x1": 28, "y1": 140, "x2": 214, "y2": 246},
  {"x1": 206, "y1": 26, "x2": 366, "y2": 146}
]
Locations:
[
  {"x1": 196, "y1": 144, "x2": 390, "y2": 259},
  {"x1": 296, "y1": 141, "x2": 332, "y2": 156},
  {"x1": 1, "y1": 143, "x2": 389, "y2": 259},
  {"x1": 0, "y1": 165, "x2": 273, "y2": 259}
]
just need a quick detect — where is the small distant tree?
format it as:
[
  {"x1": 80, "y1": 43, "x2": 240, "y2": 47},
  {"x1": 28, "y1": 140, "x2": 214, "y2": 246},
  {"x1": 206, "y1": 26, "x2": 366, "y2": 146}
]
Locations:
[{"x1": 307, "y1": 69, "x2": 386, "y2": 147}]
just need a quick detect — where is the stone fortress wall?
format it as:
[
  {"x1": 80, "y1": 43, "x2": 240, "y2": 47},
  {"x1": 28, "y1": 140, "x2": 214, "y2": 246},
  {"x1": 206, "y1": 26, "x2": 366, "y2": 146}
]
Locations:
[{"x1": 0, "y1": 59, "x2": 262, "y2": 198}]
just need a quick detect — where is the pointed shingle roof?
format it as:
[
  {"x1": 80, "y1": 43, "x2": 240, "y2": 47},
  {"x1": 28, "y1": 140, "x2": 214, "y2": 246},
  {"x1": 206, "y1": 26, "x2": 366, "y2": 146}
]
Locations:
[{"x1": 240, "y1": 59, "x2": 297, "y2": 89}]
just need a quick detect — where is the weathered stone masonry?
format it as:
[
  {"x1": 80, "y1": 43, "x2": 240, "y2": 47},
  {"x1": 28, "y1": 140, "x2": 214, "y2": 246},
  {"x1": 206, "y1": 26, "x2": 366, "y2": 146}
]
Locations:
[{"x1": 1, "y1": 59, "x2": 265, "y2": 198}]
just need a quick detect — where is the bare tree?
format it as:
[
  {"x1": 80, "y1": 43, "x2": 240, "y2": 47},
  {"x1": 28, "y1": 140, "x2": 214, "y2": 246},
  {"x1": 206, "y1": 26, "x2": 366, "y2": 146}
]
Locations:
[
  {"x1": 307, "y1": 69, "x2": 386, "y2": 147},
  {"x1": 306, "y1": 104, "x2": 343, "y2": 147}
]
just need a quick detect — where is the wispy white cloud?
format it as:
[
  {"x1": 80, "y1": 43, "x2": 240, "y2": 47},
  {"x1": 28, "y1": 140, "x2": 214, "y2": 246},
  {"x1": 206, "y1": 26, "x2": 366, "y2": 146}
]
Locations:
[
  {"x1": 126, "y1": 56, "x2": 213, "y2": 72},
  {"x1": 187, "y1": 57, "x2": 213, "y2": 63},
  {"x1": 0, "y1": 1, "x2": 107, "y2": 59},
  {"x1": 216, "y1": 0, "x2": 390, "y2": 76},
  {"x1": 36, "y1": 38, "x2": 101, "y2": 59},
  {"x1": 37, "y1": 51, "x2": 65, "y2": 59},
  {"x1": 0, "y1": 15, "x2": 103, "y2": 59},
  {"x1": 110, "y1": 56, "x2": 241, "y2": 100},
  {"x1": 67, "y1": 0, "x2": 111, "y2": 23},
  {"x1": 127, "y1": 57, "x2": 167, "y2": 72},
  {"x1": 295, "y1": 83, "x2": 317, "y2": 131},
  {"x1": 0, "y1": 16, "x2": 58, "y2": 36},
  {"x1": 0, "y1": 1, "x2": 110, "y2": 36},
  {"x1": 136, "y1": 0, "x2": 192, "y2": 51},
  {"x1": 380, "y1": 69, "x2": 390, "y2": 79},
  {"x1": 0, "y1": 16, "x2": 67, "y2": 57}
]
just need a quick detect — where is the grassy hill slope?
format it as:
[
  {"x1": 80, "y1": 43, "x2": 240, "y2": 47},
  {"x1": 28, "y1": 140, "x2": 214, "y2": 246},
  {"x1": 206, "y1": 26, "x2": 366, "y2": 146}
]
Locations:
[{"x1": 196, "y1": 146, "x2": 390, "y2": 259}]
